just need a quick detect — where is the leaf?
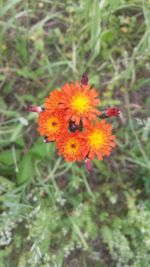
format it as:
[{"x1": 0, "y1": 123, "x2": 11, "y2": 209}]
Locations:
[
  {"x1": 0, "y1": 0, "x2": 22, "y2": 17},
  {"x1": 31, "y1": 142, "x2": 48, "y2": 158},
  {"x1": 0, "y1": 108, "x2": 19, "y2": 117},
  {"x1": 0, "y1": 149, "x2": 21, "y2": 165},
  {"x1": 142, "y1": 118, "x2": 150, "y2": 142},
  {"x1": 101, "y1": 225, "x2": 113, "y2": 250},
  {"x1": 17, "y1": 154, "x2": 34, "y2": 184},
  {"x1": 17, "y1": 254, "x2": 27, "y2": 267},
  {"x1": 10, "y1": 124, "x2": 23, "y2": 142},
  {"x1": 0, "y1": 96, "x2": 7, "y2": 109},
  {"x1": 0, "y1": 165, "x2": 15, "y2": 176},
  {"x1": 31, "y1": 139, "x2": 54, "y2": 159},
  {"x1": 0, "y1": 176, "x2": 15, "y2": 190},
  {"x1": 101, "y1": 30, "x2": 115, "y2": 43},
  {"x1": 15, "y1": 137, "x2": 25, "y2": 148},
  {"x1": 91, "y1": 0, "x2": 101, "y2": 56},
  {"x1": 18, "y1": 117, "x2": 28, "y2": 126}
]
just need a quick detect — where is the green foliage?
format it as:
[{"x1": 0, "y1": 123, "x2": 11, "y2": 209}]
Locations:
[
  {"x1": 17, "y1": 154, "x2": 34, "y2": 184},
  {"x1": 0, "y1": 0, "x2": 150, "y2": 266}
]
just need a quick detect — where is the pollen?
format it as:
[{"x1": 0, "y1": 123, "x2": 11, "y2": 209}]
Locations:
[
  {"x1": 46, "y1": 117, "x2": 60, "y2": 133},
  {"x1": 64, "y1": 138, "x2": 79, "y2": 155},
  {"x1": 71, "y1": 94, "x2": 90, "y2": 114},
  {"x1": 88, "y1": 130, "x2": 105, "y2": 149}
]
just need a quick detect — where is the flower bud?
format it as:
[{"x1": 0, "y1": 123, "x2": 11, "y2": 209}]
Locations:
[
  {"x1": 85, "y1": 158, "x2": 93, "y2": 173},
  {"x1": 27, "y1": 105, "x2": 43, "y2": 113},
  {"x1": 105, "y1": 107, "x2": 120, "y2": 117},
  {"x1": 81, "y1": 73, "x2": 88, "y2": 86}
]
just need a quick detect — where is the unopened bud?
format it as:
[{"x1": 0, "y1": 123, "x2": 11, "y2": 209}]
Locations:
[
  {"x1": 100, "y1": 107, "x2": 120, "y2": 118},
  {"x1": 81, "y1": 73, "x2": 88, "y2": 86},
  {"x1": 105, "y1": 107, "x2": 120, "y2": 117},
  {"x1": 85, "y1": 158, "x2": 93, "y2": 173},
  {"x1": 27, "y1": 105, "x2": 43, "y2": 113}
]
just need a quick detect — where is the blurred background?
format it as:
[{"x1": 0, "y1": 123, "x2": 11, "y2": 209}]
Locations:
[{"x1": 0, "y1": 0, "x2": 150, "y2": 266}]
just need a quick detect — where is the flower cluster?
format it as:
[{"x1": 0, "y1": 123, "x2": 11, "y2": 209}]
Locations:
[{"x1": 28, "y1": 75, "x2": 119, "y2": 170}]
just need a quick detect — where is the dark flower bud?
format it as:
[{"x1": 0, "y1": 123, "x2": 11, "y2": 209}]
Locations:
[
  {"x1": 105, "y1": 107, "x2": 120, "y2": 117},
  {"x1": 81, "y1": 73, "x2": 88, "y2": 86},
  {"x1": 99, "y1": 107, "x2": 120, "y2": 118}
]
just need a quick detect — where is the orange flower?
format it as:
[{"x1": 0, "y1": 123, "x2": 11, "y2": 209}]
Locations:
[
  {"x1": 37, "y1": 110, "x2": 66, "y2": 141},
  {"x1": 59, "y1": 82, "x2": 100, "y2": 125},
  {"x1": 56, "y1": 131, "x2": 87, "y2": 162},
  {"x1": 84, "y1": 120, "x2": 116, "y2": 160},
  {"x1": 45, "y1": 89, "x2": 61, "y2": 113}
]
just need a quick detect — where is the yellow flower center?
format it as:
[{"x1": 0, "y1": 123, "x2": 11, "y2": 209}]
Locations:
[
  {"x1": 88, "y1": 130, "x2": 105, "y2": 149},
  {"x1": 46, "y1": 117, "x2": 60, "y2": 133},
  {"x1": 71, "y1": 93, "x2": 90, "y2": 114},
  {"x1": 65, "y1": 138, "x2": 79, "y2": 155}
]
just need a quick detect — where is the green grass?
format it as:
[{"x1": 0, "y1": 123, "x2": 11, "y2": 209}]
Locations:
[{"x1": 0, "y1": 0, "x2": 150, "y2": 266}]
